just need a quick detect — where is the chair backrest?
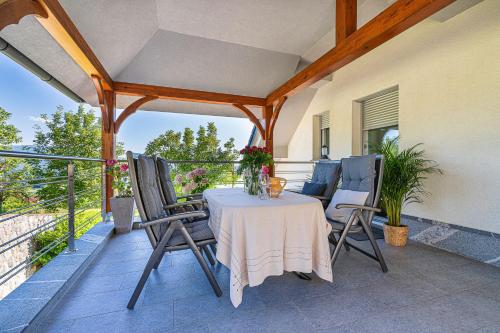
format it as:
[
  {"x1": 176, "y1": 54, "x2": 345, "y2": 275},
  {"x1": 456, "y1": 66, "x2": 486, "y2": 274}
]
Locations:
[
  {"x1": 127, "y1": 151, "x2": 167, "y2": 244},
  {"x1": 340, "y1": 154, "x2": 384, "y2": 222},
  {"x1": 311, "y1": 160, "x2": 342, "y2": 199},
  {"x1": 156, "y1": 157, "x2": 178, "y2": 206}
]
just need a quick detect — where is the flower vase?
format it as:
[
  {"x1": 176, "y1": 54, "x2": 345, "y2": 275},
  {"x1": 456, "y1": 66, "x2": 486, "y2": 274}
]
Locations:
[{"x1": 244, "y1": 167, "x2": 260, "y2": 195}]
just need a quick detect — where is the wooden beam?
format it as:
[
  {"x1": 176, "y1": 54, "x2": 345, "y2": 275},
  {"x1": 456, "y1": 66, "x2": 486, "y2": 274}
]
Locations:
[
  {"x1": 336, "y1": 0, "x2": 357, "y2": 43},
  {"x1": 269, "y1": 96, "x2": 287, "y2": 140},
  {"x1": 267, "y1": 0, "x2": 454, "y2": 103},
  {"x1": 233, "y1": 104, "x2": 265, "y2": 139},
  {"x1": 91, "y1": 75, "x2": 109, "y2": 132},
  {"x1": 35, "y1": 0, "x2": 113, "y2": 90},
  {"x1": 115, "y1": 95, "x2": 157, "y2": 133},
  {"x1": 114, "y1": 81, "x2": 266, "y2": 107},
  {"x1": 263, "y1": 104, "x2": 273, "y2": 148},
  {"x1": 0, "y1": 0, "x2": 48, "y2": 31}
]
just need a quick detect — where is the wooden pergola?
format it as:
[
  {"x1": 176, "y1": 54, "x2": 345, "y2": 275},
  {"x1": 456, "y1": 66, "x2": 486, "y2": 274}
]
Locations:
[{"x1": 0, "y1": 0, "x2": 454, "y2": 210}]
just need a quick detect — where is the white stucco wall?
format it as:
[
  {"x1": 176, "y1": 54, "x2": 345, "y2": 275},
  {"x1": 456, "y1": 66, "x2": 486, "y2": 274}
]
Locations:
[{"x1": 287, "y1": 0, "x2": 500, "y2": 233}]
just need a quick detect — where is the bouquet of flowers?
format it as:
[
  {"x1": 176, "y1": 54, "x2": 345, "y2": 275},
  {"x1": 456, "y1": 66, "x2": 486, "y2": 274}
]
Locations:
[
  {"x1": 237, "y1": 146, "x2": 273, "y2": 195},
  {"x1": 105, "y1": 159, "x2": 132, "y2": 197},
  {"x1": 175, "y1": 167, "x2": 210, "y2": 194}
]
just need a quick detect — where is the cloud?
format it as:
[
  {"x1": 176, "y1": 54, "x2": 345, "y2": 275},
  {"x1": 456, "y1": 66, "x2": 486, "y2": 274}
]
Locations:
[{"x1": 29, "y1": 116, "x2": 46, "y2": 123}]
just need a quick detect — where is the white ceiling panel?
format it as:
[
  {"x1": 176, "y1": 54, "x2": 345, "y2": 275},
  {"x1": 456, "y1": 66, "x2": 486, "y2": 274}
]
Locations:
[
  {"x1": 60, "y1": 0, "x2": 158, "y2": 77},
  {"x1": 116, "y1": 30, "x2": 301, "y2": 97},
  {"x1": 156, "y1": 0, "x2": 335, "y2": 55}
]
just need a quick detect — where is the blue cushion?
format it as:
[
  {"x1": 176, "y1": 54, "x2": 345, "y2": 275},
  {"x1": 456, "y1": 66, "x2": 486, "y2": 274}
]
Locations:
[{"x1": 301, "y1": 182, "x2": 327, "y2": 196}]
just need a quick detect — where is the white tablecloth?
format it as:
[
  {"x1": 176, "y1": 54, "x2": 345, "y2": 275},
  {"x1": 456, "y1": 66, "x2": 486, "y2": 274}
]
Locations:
[{"x1": 204, "y1": 188, "x2": 333, "y2": 307}]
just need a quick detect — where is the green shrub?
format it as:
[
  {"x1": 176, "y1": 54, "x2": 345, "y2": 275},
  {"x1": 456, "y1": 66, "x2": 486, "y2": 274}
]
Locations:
[{"x1": 33, "y1": 209, "x2": 101, "y2": 268}]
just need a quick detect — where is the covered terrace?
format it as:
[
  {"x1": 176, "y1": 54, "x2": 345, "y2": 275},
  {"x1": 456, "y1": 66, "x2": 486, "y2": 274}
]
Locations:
[{"x1": 0, "y1": 0, "x2": 499, "y2": 332}]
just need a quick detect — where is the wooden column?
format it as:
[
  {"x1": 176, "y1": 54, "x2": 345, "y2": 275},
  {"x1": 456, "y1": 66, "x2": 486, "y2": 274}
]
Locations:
[
  {"x1": 92, "y1": 75, "x2": 115, "y2": 213},
  {"x1": 101, "y1": 90, "x2": 115, "y2": 213},
  {"x1": 262, "y1": 104, "x2": 274, "y2": 176}
]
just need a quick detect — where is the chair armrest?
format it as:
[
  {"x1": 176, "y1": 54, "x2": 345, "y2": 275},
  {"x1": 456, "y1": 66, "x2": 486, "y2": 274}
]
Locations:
[
  {"x1": 140, "y1": 211, "x2": 208, "y2": 228},
  {"x1": 335, "y1": 204, "x2": 381, "y2": 212},
  {"x1": 164, "y1": 199, "x2": 205, "y2": 210}
]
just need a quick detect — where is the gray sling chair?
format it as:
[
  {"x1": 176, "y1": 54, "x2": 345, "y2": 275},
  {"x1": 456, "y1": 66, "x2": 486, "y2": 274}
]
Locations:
[
  {"x1": 126, "y1": 152, "x2": 222, "y2": 309},
  {"x1": 155, "y1": 156, "x2": 216, "y2": 265},
  {"x1": 156, "y1": 156, "x2": 205, "y2": 212},
  {"x1": 327, "y1": 154, "x2": 388, "y2": 273},
  {"x1": 307, "y1": 160, "x2": 342, "y2": 208},
  {"x1": 290, "y1": 160, "x2": 341, "y2": 208}
]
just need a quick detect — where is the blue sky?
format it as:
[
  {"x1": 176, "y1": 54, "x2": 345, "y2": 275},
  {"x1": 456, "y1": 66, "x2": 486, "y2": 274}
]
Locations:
[{"x1": 0, "y1": 54, "x2": 253, "y2": 152}]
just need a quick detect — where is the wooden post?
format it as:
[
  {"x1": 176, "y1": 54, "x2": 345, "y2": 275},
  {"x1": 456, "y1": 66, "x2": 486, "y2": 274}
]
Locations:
[
  {"x1": 263, "y1": 104, "x2": 274, "y2": 176},
  {"x1": 101, "y1": 90, "x2": 115, "y2": 213}
]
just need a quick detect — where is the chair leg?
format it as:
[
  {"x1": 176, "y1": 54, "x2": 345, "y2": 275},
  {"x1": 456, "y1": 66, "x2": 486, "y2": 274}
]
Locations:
[
  {"x1": 202, "y1": 246, "x2": 216, "y2": 266},
  {"x1": 153, "y1": 251, "x2": 165, "y2": 269},
  {"x1": 331, "y1": 215, "x2": 357, "y2": 271},
  {"x1": 127, "y1": 225, "x2": 175, "y2": 309},
  {"x1": 328, "y1": 232, "x2": 339, "y2": 246},
  {"x1": 178, "y1": 225, "x2": 222, "y2": 297},
  {"x1": 209, "y1": 243, "x2": 217, "y2": 256},
  {"x1": 358, "y1": 215, "x2": 388, "y2": 273}
]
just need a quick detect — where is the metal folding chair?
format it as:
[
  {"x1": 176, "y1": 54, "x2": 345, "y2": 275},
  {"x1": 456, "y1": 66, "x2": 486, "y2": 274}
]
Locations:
[
  {"x1": 126, "y1": 152, "x2": 221, "y2": 309},
  {"x1": 328, "y1": 154, "x2": 388, "y2": 273}
]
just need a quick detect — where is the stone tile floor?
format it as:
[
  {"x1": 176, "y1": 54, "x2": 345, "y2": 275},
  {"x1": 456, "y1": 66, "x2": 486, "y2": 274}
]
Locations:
[{"x1": 37, "y1": 230, "x2": 500, "y2": 333}]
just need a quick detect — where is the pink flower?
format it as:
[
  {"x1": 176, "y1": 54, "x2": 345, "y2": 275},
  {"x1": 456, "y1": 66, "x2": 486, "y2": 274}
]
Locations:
[
  {"x1": 175, "y1": 174, "x2": 183, "y2": 183},
  {"x1": 261, "y1": 166, "x2": 269, "y2": 175},
  {"x1": 119, "y1": 164, "x2": 129, "y2": 172},
  {"x1": 106, "y1": 159, "x2": 117, "y2": 166}
]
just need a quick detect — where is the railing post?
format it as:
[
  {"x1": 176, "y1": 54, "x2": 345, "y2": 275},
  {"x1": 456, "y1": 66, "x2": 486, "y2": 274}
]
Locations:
[
  {"x1": 231, "y1": 163, "x2": 235, "y2": 188},
  {"x1": 101, "y1": 163, "x2": 108, "y2": 222},
  {"x1": 67, "y1": 162, "x2": 76, "y2": 252}
]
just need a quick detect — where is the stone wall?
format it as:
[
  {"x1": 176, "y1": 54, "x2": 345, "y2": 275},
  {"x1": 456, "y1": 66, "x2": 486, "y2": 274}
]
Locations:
[{"x1": 0, "y1": 214, "x2": 53, "y2": 299}]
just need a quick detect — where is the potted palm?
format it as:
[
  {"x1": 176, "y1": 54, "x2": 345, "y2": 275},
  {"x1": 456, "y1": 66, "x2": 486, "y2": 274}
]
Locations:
[
  {"x1": 378, "y1": 138, "x2": 442, "y2": 246},
  {"x1": 106, "y1": 160, "x2": 134, "y2": 233}
]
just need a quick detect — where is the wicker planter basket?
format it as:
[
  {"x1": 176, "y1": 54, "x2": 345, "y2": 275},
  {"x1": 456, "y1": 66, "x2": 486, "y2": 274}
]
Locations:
[{"x1": 383, "y1": 224, "x2": 409, "y2": 247}]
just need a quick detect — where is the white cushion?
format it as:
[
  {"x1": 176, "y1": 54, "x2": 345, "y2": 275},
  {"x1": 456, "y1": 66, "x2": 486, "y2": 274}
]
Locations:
[{"x1": 325, "y1": 189, "x2": 369, "y2": 224}]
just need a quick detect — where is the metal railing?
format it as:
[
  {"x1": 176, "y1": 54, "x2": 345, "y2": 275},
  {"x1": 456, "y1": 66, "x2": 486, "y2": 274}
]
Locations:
[
  {"x1": 164, "y1": 160, "x2": 315, "y2": 192},
  {"x1": 0, "y1": 150, "x2": 105, "y2": 294},
  {"x1": 0, "y1": 150, "x2": 315, "y2": 297}
]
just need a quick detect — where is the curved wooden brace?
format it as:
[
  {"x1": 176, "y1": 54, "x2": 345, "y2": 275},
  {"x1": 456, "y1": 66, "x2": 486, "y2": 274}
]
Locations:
[
  {"x1": 233, "y1": 104, "x2": 265, "y2": 139},
  {"x1": 0, "y1": 0, "x2": 48, "y2": 31},
  {"x1": 269, "y1": 96, "x2": 287, "y2": 140},
  {"x1": 115, "y1": 95, "x2": 158, "y2": 133},
  {"x1": 91, "y1": 75, "x2": 110, "y2": 132}
]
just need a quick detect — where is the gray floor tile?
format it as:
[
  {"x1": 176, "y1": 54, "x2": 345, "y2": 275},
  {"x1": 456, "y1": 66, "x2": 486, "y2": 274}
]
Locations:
[
  {"x1": 46, "y1": 288, "x2": 144, "y2": 321},
  {"x1": 27, "y1": 230, "x2": 500, "y2": 333}
]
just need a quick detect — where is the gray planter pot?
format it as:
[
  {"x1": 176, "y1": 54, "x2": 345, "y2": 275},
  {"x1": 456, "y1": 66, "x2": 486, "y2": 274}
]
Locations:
[{"x1": 110, "y1": 196, "x2": 135, "y2": 234}]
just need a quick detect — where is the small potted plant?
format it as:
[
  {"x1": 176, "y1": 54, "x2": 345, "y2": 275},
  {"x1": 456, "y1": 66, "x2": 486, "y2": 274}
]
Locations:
[
  {"x1": 237, "y1": 146, "x2": 273, "y2": 195},
  {"x1": 378, "y1": 138, "x2": 442, "y2": 246},
  {"x1": 106, "y1": 159, "x2": 134, "y2": 233}
]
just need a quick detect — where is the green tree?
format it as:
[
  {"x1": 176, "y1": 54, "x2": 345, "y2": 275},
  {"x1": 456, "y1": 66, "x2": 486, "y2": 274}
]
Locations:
[
  {"x1": 31, "y1": 105, "x2": 119, "y2": 210},
  {"x1": 145, "y1": 122, "x2": 238, "y2": 192},
  {"x1": 0, "y1": 107, "x2": 31, "y2": 212}
]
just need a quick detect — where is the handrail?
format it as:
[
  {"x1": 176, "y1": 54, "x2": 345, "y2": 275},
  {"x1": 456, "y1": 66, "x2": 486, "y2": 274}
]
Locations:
[
  {"x1": 0, "y1": 150, "x2": 104, "y2": 162},
  {"x1": 163, "y1": 160, "x2": 315, "y2": 164}
]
